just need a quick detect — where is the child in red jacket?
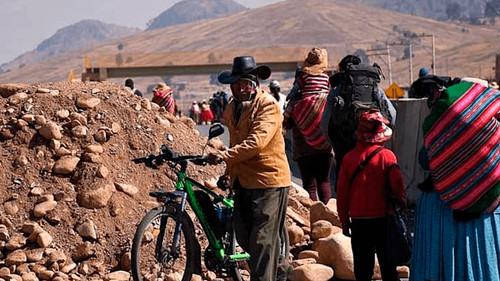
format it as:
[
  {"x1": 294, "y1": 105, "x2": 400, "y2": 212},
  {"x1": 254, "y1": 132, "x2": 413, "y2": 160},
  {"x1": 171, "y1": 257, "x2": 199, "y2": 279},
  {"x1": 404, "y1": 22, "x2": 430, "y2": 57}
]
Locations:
[{"x1": 337, "y1": 110, "x2": 406, "y2": 281}]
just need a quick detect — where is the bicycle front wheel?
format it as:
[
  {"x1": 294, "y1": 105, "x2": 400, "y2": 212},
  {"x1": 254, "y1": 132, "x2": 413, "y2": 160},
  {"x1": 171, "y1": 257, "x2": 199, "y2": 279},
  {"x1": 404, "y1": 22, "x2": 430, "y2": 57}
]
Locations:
[{"x1": 131, "y1": 206, "x2": 196, "y2": 281}]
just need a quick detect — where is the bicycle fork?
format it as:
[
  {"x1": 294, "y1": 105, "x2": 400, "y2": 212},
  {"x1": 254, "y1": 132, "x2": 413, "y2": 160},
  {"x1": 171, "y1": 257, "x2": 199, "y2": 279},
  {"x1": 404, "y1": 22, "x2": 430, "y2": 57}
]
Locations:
[{"x1": 155, "y1": 191, "x2": 188, "y2": 263}]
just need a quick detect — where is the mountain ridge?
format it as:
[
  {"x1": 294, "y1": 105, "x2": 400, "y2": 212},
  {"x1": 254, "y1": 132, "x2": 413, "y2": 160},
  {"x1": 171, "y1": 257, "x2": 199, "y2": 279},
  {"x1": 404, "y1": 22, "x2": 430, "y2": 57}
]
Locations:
[
  {"x1": 0, "y1": 0, "x2": 248, "y2": 73},
  {"x1": 346, "y1": 0, "x2": 500, "y2": 23},
  {"x1": 0, "y1": 0, "x2": 499, "y2": 90},
  {"x1": 0, "y1": 20, "x2": 139, "y2": 74},
  {"x1": 146, "y1": 0, "x2": 248, "y2": 30}
]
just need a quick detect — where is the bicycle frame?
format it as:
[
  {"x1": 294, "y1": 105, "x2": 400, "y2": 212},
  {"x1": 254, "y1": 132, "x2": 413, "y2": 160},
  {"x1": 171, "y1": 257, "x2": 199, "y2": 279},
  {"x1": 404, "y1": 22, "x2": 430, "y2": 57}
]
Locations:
[{"x1": 167, "y1": 160, "x2": 249, "y2": 263}]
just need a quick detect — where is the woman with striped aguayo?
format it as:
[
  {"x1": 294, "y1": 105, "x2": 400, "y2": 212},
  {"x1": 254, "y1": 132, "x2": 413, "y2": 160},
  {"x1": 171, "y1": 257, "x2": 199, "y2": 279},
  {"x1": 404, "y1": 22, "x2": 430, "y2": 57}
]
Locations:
[
  {"x1": 283, "y1": 47, "x2": 333, "y2": 203},
  {"x1": 151, "y1": 82, "x2": 176, "y2": 114},
  {"x1": 411, "y1": 77, "x2": 500, "y2": 281}
]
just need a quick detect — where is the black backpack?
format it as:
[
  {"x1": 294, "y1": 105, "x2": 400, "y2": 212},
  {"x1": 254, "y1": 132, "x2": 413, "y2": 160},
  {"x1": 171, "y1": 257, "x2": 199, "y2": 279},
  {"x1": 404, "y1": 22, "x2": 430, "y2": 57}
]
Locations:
[
  {"x1": 331, "y1": 63, "x2": 390, "y2": 143},
  {"x1": 409, "y1": 75, "x2": 453, "y2": 98}
]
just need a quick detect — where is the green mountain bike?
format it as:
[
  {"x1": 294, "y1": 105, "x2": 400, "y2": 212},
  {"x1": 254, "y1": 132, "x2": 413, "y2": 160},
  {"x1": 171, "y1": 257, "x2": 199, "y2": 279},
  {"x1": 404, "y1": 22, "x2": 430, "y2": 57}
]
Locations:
[{"x1": 131, "y1": 124, "x2": 289, "y2": 281}]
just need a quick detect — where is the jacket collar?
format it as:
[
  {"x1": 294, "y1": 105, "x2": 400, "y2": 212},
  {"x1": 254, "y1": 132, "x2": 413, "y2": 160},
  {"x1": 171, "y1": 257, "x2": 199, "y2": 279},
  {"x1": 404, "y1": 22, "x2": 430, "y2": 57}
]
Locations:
[{"x1": 230, "y1": 89, "x2": 264, "y2": 127}]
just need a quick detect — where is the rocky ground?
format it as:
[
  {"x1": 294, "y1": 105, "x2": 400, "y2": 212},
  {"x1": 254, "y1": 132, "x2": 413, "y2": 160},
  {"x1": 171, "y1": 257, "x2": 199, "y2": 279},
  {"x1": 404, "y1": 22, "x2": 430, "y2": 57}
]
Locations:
[{"x1": 0, "y1": 81, "x2": 410, "y2": 281}]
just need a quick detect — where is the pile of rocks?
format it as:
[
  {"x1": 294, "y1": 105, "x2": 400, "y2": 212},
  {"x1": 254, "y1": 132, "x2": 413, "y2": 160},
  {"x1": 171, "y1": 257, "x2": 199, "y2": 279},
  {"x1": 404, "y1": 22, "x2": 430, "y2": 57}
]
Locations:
[
  {"x1": 284, "y1": 196, "x2": 410, "y2": 281},
  {"x1": 0, "y1": 81, "x2": 408, "y2": 281},
  {"x1": 0, "y1": 81, "x2": 226, "y2": 281}
]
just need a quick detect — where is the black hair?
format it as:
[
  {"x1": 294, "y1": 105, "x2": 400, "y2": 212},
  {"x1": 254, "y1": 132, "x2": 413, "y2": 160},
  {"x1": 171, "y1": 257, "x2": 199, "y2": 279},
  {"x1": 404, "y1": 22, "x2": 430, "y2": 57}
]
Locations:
[
  {"x1": 339, "y1": 55, "x2": 361, "y2": 71},
  {"x1": 125, "y1": 78, "x2": 134, "y2": 88}
]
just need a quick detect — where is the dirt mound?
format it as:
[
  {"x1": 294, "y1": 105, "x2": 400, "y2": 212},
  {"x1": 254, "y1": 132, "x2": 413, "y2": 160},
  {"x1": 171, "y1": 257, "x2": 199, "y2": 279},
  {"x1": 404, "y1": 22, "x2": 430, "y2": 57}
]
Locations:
[
  {"x1": 0, "y1": 80, "x2": 413, "y2": 281},
  {"x1": 0, "y1": 81, "x2": 240, "y2": 279}
]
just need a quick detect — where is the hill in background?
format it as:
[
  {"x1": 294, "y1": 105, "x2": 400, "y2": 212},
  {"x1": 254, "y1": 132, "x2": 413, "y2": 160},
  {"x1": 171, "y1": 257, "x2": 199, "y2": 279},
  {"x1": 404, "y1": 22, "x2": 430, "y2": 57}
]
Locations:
[
  {"x1": 35, "y1": 20, "x2": 140, "y2": 56},
  {"x1": 146, "y1": 0, "x2": 248, "y2": 30},
  {"x1": 350, "y1": 0, "x2": 500, "y2": 23},
  {"x1": 0, "y1": 0, "x2": 249, "y2": 76},
  {"x1": 0, "y1": 0, "x2": 499, "y2": 104},
  {"x1": 0, "y1": 20, "x2": 139, "y2": 74}
]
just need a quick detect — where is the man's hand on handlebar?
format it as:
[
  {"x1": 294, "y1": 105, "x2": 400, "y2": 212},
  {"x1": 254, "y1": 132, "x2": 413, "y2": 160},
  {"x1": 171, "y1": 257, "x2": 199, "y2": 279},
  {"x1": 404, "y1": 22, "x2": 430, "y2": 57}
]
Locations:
[
  {"x1": 207, "y1": 152, "x2": 224, "y2": 165},
  {"x1": 217, "y1": 174, "x2": 231, "y2": 190}
]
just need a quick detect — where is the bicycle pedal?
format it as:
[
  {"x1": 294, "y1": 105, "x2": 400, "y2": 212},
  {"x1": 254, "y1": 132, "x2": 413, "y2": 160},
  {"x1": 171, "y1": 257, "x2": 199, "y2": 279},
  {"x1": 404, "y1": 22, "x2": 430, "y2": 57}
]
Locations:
[{"x1": 228, "y1": 252, "x2": 250, "y2": 261}]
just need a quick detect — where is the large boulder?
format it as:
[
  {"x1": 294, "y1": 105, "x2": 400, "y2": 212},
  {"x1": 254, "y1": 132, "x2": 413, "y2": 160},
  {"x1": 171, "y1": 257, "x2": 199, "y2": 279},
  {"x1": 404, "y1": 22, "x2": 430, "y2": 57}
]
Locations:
[
  {"x1": 76, "y1": 96, "x2": 101, "y2": 109},
  {"x1": 39, "y1": 122, "x2": 63, "y2": 140},
  {"x1": 310, "y1": 199, "x2": 342, "y2": 227},
  {"x1": 288, "y1": 224, "x2": 304, "y2": 245},
  {"x1": 77, "y1": 182, "x2": 115, "y2": 209},
  {"x1": 0, "y1": 83, "x2": 29, "y2": 98},
  {"x1": 313, "y1": 232, "x2": 355, "y2": 280},
  {"x1": 289, "y1": 264, "x2": 334, "y2": 281},
  {"x1": 53, "y1": 156, "x2": 80, "y2": 174},
  {"x1": 311, "y1": 220, "x2": 334, "y2": 239}
]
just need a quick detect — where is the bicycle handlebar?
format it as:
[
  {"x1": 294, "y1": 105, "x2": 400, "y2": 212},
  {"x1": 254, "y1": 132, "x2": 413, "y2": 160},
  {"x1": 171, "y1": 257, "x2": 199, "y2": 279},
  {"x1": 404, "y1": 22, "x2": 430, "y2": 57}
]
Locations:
[{"x1": 132, "y1": 144, "x2": 220, "y2": 169}]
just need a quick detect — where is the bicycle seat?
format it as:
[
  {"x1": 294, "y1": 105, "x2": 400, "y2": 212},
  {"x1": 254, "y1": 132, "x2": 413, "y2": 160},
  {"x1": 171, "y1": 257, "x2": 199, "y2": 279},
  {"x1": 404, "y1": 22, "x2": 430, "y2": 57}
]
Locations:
[{"x1": 149, "y1": 191, "x2": 170, "y2": 200}]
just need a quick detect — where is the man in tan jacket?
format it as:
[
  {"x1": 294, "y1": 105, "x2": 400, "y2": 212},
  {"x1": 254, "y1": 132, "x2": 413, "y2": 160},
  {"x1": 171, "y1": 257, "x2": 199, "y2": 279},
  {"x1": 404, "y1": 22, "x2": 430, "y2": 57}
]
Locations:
[{"x1": 209, "y1": 56, "x2": 291, "y2": 281}]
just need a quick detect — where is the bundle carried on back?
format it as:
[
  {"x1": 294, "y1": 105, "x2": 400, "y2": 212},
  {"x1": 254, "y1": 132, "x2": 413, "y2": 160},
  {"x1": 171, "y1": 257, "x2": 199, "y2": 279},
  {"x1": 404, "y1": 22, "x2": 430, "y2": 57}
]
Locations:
[
  {"x1": 424, "y1": 82, "x2": 500, "y2": 213},
  {"x1": 330, "y1": 62, "x2": 390, "y2": 145},
  {"x1": 284, "y1": 48, "x2": 331, "y2": 151},
  {"x1": 290, "y1": 90, "x2": 329, "y2": 150}
]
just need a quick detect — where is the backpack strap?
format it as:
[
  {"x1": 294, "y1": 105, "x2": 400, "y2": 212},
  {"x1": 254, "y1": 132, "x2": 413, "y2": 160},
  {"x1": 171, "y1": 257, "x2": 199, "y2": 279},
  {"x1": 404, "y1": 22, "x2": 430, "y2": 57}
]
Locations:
[
  {"x1": 349, "y1": 146, "x2": 384, "y2": 185},
  {"x1": 385, "y1": 163, "x2": 402, "y2": 211}
]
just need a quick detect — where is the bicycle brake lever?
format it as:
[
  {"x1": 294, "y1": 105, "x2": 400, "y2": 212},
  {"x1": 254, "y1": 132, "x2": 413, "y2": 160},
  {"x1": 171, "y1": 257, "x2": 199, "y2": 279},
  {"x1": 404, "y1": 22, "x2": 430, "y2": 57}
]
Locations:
[
  {"x1": 133, "y1": 154, "x2": 155, "y2": 166},
  {"x1": 192, "y1": 157, "x2": 209, "y2": 166},
  {"x1": 132, "y1": 157, "x2": 146, "y2": 164}
]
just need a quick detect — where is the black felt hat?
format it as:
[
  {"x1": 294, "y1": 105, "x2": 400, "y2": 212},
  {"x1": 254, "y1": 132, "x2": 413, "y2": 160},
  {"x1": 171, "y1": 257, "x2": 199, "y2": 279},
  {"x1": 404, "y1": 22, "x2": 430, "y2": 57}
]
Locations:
[{"x1": 218, "y1": 56, "x2": 271, "y2": 84}]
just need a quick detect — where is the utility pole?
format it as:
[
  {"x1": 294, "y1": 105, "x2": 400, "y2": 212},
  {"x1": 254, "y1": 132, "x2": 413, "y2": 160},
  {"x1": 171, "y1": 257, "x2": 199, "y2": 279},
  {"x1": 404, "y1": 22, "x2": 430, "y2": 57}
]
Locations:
[
  {"x1": 367, "y1": 42, "x2": 417, "y2": 87},
  {"x1": 387, "y1": 45, "x2": 392, "y2": 85},
  {"x1": 409, "y1": 43, "x2": 413, "y2": 85},
  {"x1": 419, "y1": 33, "x2": 436, "y2": 74},
  {"x1": 386, "y1": 42, "x2": 414, "y2": 86},
  {"x1": 432, "y1": 34, "x2": 436, "y2": 74},
  {"x1": 365, "y1": 46, "x2": 392, "y2": 85},
  {"x1": 496, "y1": 54, "x2": 500, "y2": 83}
]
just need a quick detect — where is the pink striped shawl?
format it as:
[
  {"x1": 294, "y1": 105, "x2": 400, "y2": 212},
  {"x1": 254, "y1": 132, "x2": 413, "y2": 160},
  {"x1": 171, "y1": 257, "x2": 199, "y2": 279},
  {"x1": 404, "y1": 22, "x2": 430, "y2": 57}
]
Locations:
[
  {"x1": 425, "y1": 82, "x2": 500, "y2": 212},
  {"x1": 291, "y1": 92, "x2": 330, "y2": 150},
  {"x1": 152, "y1": 89, "x2": 175, "y2": 114}
]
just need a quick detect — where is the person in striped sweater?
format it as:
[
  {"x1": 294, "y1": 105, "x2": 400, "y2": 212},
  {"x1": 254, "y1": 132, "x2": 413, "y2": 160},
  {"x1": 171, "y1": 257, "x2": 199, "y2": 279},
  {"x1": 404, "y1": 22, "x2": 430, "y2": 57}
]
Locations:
[{"x1": 283, "y1": 47, "x2": 333, "y2": 204}]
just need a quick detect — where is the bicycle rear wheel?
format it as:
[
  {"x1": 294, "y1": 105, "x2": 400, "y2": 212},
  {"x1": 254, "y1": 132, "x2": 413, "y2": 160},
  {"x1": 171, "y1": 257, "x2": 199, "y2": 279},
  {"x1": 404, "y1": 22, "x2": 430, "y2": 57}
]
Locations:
[{"x1": 131, "y1": 206, "x2": 196, "y2": 281}]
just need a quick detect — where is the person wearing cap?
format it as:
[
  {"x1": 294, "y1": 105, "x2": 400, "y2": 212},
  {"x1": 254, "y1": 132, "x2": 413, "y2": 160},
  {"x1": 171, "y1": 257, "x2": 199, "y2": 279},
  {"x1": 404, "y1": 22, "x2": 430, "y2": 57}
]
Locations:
[
  {"x1": 124, "y1": 78, "x2": 143, "y2": 97},
  {"x1": 151, "y1": 82, "x2": 175, "y2": 114},
  {"x1": 418, "y1": 67, "x2": 430, "y2": 78},
  {"x1": 283, "y1": 47, "x2": 333, "y2": 204},
  {"x1": 336, "y1": 110, "x2": 406, "y2": 281},
  {"x1": 208, "y1": 56, "x2": 292, "y2": 281},
  {"x1": 268, "y1": 80, "x2": 286, "y2": 114}
]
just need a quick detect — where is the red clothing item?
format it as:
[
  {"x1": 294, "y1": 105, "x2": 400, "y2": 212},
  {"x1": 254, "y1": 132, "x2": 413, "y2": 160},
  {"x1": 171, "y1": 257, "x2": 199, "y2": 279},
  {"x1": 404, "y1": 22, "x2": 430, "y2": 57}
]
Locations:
[
  {"x1": 200, "y1": 104, "x2": 214, "y2": 122},
  {"x1": 337, "y1": 143, "x2": 406, "y2": 226}
]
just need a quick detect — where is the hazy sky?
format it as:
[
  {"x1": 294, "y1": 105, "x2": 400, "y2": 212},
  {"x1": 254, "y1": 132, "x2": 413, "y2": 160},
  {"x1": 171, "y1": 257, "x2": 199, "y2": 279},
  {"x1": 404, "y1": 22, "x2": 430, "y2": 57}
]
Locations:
[{"x1": 0, "y1": 0, "x2": 282, "y2": 65}]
